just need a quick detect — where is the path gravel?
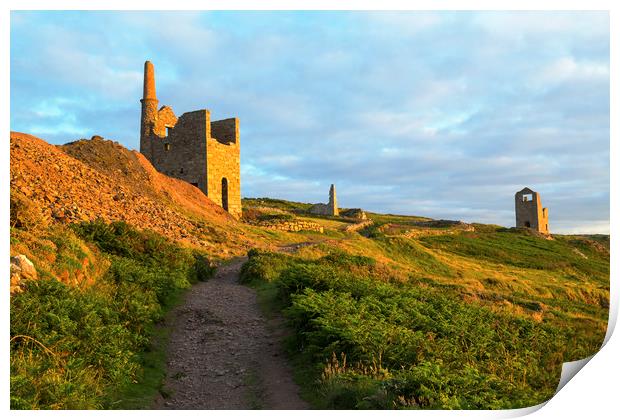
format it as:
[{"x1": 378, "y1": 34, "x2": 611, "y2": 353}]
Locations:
[{"x1": 153, "y1": 257, "x2": 309, "y2": 410}]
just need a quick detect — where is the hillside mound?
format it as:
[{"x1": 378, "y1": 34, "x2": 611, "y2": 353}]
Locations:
[
  {"x1": 60, "y1": 137, "x2": 152, "y2": 190},
  {"x1": 10, "y1": 132, "x2": 240, "y2": 254},
  {"x1": 60, "y1": 137, "x2": 231, "y2": 222}
]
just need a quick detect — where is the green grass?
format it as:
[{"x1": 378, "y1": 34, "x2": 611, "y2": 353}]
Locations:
[
  {"x1": 419, "y1": 230, "x2": 608, "y2": 277},
  {"x1": 11, "y1": 193, "x2": 609, "y2": 410},
  {"x1": 243, "y1": 368, "x2": 265, "y2": 409},
  {"x1": 116, "y1": 197, "x2": 609, "y2": 410},
  {"x1": 257, "y1": 213, "x2": 296, "y2": 222},
  {"x1": 110, "y1": 319, "x2": 173, "y2": 409},
  {"x1": 243, "y1": 197, "x2": 313, "y2": 212},
  {"x1": 241, "y1": 244, "x2": 607, "y2": 409},
  {"x1": 374, "y1": 236, "x2": 456, "y2": 278},
  {"x1": 364, "y1": 212, "x2": 432, "y2": 225},
  {"x1": 10, "y1": 220, "x2": 215, "y2": 409}
]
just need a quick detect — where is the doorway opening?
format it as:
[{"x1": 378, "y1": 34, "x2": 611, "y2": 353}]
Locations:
[{"x1": 221, "y1": 178, "x2": 229, "y2": 211}]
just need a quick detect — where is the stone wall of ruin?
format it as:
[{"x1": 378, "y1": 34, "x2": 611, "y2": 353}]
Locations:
[
  {"x1": 143, "y1": 109, "x2": 242, "y2": 219},
  {"x1": 309, "y1": 184, "x2": 339, "y2": 217},
  {"x1": 206, "y1": 118, "x2": 241, "y2": 219},
  {"x1": 308, "y1": 203, "x2": 332, "y2": 216},
  {"x1": 211, "y1": 118, "x2": 238, "y2": 145},
  {"x1": 515, "y1": 188, "x2": 549, "y2": 234},
  {"x1": 153, "y1": 106, "x2": 178, "y2": 137},
  {"x1": 150, "y1": 110, "x2": 209, "y2": 193}
]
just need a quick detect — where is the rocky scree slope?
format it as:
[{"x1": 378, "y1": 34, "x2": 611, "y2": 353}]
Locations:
[{"x1": 10, "y1": 132, "x2": 254, "y2": 258}]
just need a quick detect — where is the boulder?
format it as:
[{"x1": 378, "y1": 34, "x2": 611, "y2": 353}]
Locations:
[
  {"x1": 11, "y1": 254, "x2": 38, "y2": 280},
  {"x1": 10, "y1": 254, "x2": 37, "y2": 294}
]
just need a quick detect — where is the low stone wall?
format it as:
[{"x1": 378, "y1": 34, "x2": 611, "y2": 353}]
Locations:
[
  {"x1": 253, "y1": 220, "x2": 324, "y2": 233},
  {"x1": 344, "y1": 219, "x2": 374, "y2": 233},
  {"x1": 378, "y1": 220, "x2": 475, "y2": 238},
  {"x1": 402, "y1": 227, "x2": 470, "y2": 239}
]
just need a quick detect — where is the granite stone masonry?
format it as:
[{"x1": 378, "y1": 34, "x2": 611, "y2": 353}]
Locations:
[
  {"x1": 140, "y1": 61, "x2": 241, "y2": 218},
  {"x1": 309, "y1": 184, "x2": 339, "y2": 216},
  {"x1": 515, "y1": 187, "x2": 550, "y2": 234},
  {"x1": 251, "y1": 219, "x2": 324, "y2": 233}
]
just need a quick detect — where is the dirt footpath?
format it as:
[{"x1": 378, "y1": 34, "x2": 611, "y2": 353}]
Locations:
[{"x1": 153, "y1": 257, "x2": 309, "y2": 410}]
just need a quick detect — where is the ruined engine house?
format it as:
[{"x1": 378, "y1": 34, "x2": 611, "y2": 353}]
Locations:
[
  {"x1": 139, "y1": 61, "x2": 241, "y2": 218},
  {"x1": 515, "y1": 187, "x2": 549, "y2": 234}
]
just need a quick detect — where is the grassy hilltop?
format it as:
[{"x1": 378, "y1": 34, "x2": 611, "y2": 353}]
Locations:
[
  {"x1": 10, "y1": 134, "x2": 609, "y2": 409},
  {"x1": 240, "y1": 198, "x2": 609, "y2": 408}
]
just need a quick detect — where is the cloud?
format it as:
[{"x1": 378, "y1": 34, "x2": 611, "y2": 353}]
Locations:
[
  {"x1": 10, "y1": 11, "x2": 610, "y2": 234},
  {"x1": 472, "y1": 11, "x2": 609, "y2": 41},
  {"x1": 536, "y1": 56, "x2": 609, "y2": 87}
]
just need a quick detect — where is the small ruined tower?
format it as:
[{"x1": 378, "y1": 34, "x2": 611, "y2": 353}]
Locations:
[
  {"x1": 140, "y1": 61, "x2": 158, "y2": 161},
  {"x1": 329, "y1": 184, "x2": 339, "y2": 216},
  {"x1": 515, "y1": 187, "x2": 549, "y2": 234},
  {"x1": 308, "y1": 184, "x2": 340, "y2": 216}
]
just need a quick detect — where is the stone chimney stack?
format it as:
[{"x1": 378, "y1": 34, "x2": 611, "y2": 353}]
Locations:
[
  {"x1": 329, "y1": 184, "x2": 339, "y2": 216},
  {"x1": 140, "y1": 60, "x2": 159, "y2": 160},
  {"x1": 142, "y1": 61, "x2": 157, "y2": 100}
]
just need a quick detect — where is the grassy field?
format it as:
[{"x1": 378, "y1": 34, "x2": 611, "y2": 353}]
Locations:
[
  {"x1": 11, "y1": 195, "x2": 609, "y2": 409},
  {"x1": 239, "y1": 202, "x2": 609, "y2": 409}
]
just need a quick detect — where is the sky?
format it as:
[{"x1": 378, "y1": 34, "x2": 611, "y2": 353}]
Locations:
[{"x1": 10, "y1": 11, "x2": 610, "y2": 234}]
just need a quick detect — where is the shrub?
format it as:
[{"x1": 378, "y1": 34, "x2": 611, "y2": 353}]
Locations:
[
  {"x1": 242, "y1": 249, "x2": 569, "y2": 409},
  {"x1": 240, "y1": 249, "x2": 295, "y2": 285},
  {"x1": 241, "y1": 208, "x2": 263, "y2": 222},
  {"x1": 11, "y1": 221, "x2": 214, "y2": 409},
  {"x1": 257, "y1": 213, "x2": 296, "y2": 222},
  {"x1": 10, "y1": 191, "x2": 48, "y2": 231},
  {"x1": 11, "y1": 279, "x2": 138, "y2": 409},
  {"x1": 191, "y1": 251, "x2": 216, "y2": 283},
  {"x1": 320, "y1": 252, "x2": 376, "y2": 268}
]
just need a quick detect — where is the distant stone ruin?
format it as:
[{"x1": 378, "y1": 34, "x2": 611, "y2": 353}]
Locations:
[
  {"x1": 309, "y1": 184, "x2": 339, "y2": 216},
  {"x1": 515, "y1": 187, "x2": 549, "y2": 234},
  {"x1": 139, "y1": 61, "x2": 241, "y2": 218},
  {"x1": 340, "y1": 208, "x2": 367, "y2": 220}
]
